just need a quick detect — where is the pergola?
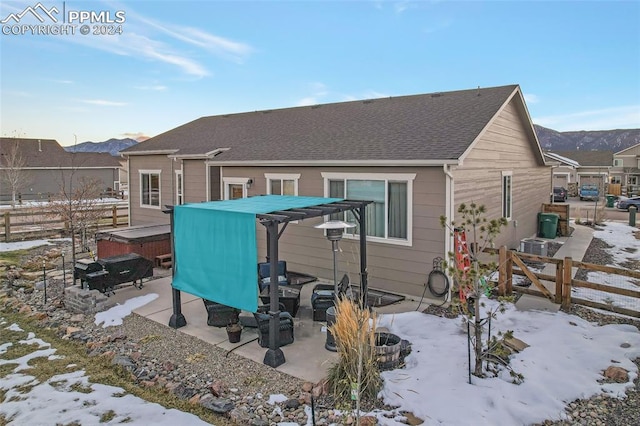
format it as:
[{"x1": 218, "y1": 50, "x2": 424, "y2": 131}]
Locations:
[{"x1": 163, "y1": 195, "x2": 372, "y2": 367}]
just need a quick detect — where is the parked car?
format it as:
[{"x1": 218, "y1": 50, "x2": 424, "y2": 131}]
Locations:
[
  {"x1": 579, "y1": 183, "x2": 599, "y2": 201},
  {"x1": 552, "y1": 187, "x2": 568, "y2": 202},
  {"x1": 617, "y1": 196, "x2": 640, "y2": 211}
]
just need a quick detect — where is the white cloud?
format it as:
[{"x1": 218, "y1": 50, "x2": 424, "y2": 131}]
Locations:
[
  {"x1": 134, "y1": 85, "x2": 167, "y2": 91},
  {"x1": 534, "y1": 105, "x2": 640, "y2": 131},
  {"x1": 68, "y1": 31, "x2": 209, "y2": 77},
  {"x1": 523, "y1": 93, "x2": 539, "y2": 104},
  {"x1": 132, "y1": 15, "x2": 252, "y2": 63},
  {"x1": 394, "y1": 1, "x2": 410, "y2": 14},
  {"x1": 80, "y1": 99, "x2": 127, "y2": 107},
  {"x1": 296, "y1": 82, "x2": 329, "y2": 106}
]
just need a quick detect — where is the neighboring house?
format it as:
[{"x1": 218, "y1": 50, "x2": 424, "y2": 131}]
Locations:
[
  {"x1": 544, "y1": 151, "x2": 579, "y2": 189},
  {"x1": 0, "y1": 138, "x2": 121, "y2": 203},
  {"x1": 120, "y1": 84, "x2": 550, "y2": 299},
  {"x1": 545, "y1": 150, "x2": 612, "y2": 196},
  {"x1": 611, "y1": 143, "x2": 640, "y2": 196}
]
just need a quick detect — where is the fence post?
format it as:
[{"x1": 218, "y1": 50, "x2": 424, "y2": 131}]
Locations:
[
  {"x1": 505, "y1": 249, "x2": 513, "y2": 295},
  {"x1": 3, "y1": 211, "x2": 9, "y2": 242},
  {"x1": 498, "y1": 246, "x2": 507, "y2": 295},
  {"x1": 555, "y1": 260, "x2": 563, "y2": 304},
  {"x1": 562, "y1": 257, "x2": 572, "y2": 310},
  {"x1": 112, "y1": 205, "x2": 117, "y2": 227}
]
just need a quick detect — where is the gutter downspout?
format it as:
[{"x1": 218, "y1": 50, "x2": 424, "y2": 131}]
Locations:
[
  {"x1": 126, "y1": 155, "x2": 131, "y2": 226},
  {"x1": 443, "y1": 164, "x2": 455, "y2": 299}
]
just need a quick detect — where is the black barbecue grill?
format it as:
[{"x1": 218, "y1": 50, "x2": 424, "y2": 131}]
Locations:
[{"x1": 74, "y1": 253, "x2": 153, "y2": 295}]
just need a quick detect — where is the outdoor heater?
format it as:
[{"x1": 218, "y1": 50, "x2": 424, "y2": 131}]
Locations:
[
  {"x1": 315, "y1": 220, "x2": 356, "y2": 351},
  {"x1": 315, "y1": 220, "x2": 356, "y2": 297}
]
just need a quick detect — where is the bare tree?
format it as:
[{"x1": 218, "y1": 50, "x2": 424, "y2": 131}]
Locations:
[
  {"x1": 46, "y1": 174, "x2": 105, "y2": 285},
  {"x1": 1, "y1": 138, "x2": 32, "y2": 207}
]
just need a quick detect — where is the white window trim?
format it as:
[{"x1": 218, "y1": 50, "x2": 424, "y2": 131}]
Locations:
[
  {"x1": 139, "y1": 169, "x2": 161, "y2": 209},
  {"x1": 265, "y1": 173, "x2": 300, "y2": 195},
  {"x1": 501, "y1": 171, "x2": 513, "y2": 221},
  {"x1": 321, "y1": 172, "x2": 415, "y2": 247},
  {"x1": 222, "y1": 177, "x2": 250, "y2": 200},
  {"x1": 175, "y1": 169, "x2": 184, "y2": 205},
  {"x1": 613, "y1": 159, "x2": 623, "y2": 167}
]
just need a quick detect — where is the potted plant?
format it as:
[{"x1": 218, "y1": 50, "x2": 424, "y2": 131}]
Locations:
[{"x1": 226, "y1": 319, "x2": 242, "y2": 343}]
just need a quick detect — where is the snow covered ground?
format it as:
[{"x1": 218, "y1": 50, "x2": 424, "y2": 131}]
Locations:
[{"x1": 575, "y1": 222, "x2": 640, "y2": 311}]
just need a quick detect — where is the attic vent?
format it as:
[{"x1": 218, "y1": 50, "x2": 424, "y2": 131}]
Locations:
[
  {"x1": 222, "y1": 114, "x2": 230, "y2": 118},
  {"x1": 362, "y1": 100, "x2": 373, "y2": 104},
  {"x1": 262, "y1": 110, "x2": 272, "y2": 114},
  {"x1": 431, "y1": 93, "x2": 443, "y2": 98},
  {"x1": 311, "y1": 105, "x2": 321, "y2": 109}
]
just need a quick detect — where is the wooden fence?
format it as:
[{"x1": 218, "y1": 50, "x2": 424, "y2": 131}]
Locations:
[
  {"x1": 490, "y1": 247, "x2": 640, "y2": 318},
  {"x1": 1, "y1": 203, "x2": 128, "y2": 242}
]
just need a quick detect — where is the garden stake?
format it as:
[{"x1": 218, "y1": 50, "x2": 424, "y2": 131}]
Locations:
[{"x1": 42, "y1": 259, "x2": 47, "y2": 303}]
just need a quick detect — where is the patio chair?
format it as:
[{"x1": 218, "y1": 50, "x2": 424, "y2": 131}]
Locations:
[
  {"x1": 203, "y1": 299, "x2": 240, "y2": 327},
  {"x1": 311, "y1": 274, "x2": 350, "y2": 321},
  {"x1": 258, "y1": 260, "x2": 290, "y2": 291},
  {"x1": 253, "y1": 306, "x2": 295, "y2": 348}
]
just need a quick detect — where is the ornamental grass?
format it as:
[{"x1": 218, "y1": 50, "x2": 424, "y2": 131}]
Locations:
[{"x1": 327, "y1": 296, "x2": 381, "y2": 409}]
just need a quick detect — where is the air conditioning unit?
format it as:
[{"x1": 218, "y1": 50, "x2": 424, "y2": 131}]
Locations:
[{"x1": 520, "y1": 238, "x2": 547, "y2": 256}]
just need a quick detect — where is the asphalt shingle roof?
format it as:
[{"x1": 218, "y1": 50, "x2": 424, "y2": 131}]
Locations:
[
  {"x1": 123, "y1": 85, "x2": 521, "y2": 162},
  {"x1": 550, "y1": 150, "x2": 613, "y2": 167},
  {"x1": 0, "y1": 138, "x2": 120, "y2": 168}
]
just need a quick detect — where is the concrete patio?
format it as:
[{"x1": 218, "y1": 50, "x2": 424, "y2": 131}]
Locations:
[{"x1": 107, "y1": 275, "x2": 424, "y2": 384}]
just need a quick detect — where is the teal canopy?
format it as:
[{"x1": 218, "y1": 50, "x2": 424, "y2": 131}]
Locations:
[{"x1": 172, "y1": 195, "x2": 343, "y2": 312}]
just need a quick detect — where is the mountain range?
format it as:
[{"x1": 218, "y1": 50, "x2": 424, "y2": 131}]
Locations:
[
  {"x1": 64, "y1": 138, "x2": 138, "y2": 156},
  {"x1": 66, "y1": 127, "x2": 640, "y2": 156},
  {"x1": 534, "y1": 125, "x2": 640, "y2": 152}
]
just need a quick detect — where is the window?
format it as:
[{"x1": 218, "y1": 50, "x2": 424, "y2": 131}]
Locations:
[
  {"x1": 630, "y1": 176, "x2": 638, "y2": 186},
  {"x1": 175, "y1": 170, "x2": 184, "y2": 205},
  {"x1": 222, "y1": 177, "x2": 250, "y2": 200},
  {"x1": 502, "y1": 171, "x2": 512, "y2": 220},
  {"x1": 611, "y1": 176, "x2": 622, "y2": 185},
  {"x1": 322, "y1": 172, "x2": 415, "y2": 246},
  {"x1": 140, "y1": 170, "x2": 160, "y2": 208},
  {"x1": 265, "y1": 173, "x2": 300, "y2": 196},
  {"x1": 613, "y1": 159, "x2": 623, "y2": 167}
]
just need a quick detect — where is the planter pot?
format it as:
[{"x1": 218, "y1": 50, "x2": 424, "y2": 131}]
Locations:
[
  {"x1": 373, "y1": 332, "x2": 401, "y2": 371},
  {"x1": 226, "y1": 324, "x2": 242, "y2": 343}
]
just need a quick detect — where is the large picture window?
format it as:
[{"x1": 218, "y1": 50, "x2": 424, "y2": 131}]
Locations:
[
  {"x1": 322, "y1": 172, "x2": 415, "y2": 246},
  {"x1": 502, "y1": 171, "x2": 512, "y2": 220},
  {"x1": 140, "y1": 170, "x2": 160, "y2": 208}
]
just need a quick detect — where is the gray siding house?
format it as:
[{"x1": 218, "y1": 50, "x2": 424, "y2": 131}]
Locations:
[
  {"x1": 0, "y1": 138, "x2": 121, "y2": 203},
  {"x1": 121, "y1": 84, "x2": 550, "y2": 299},
  {"x1": 611, "y1": 143, "x2": 640, "y2": 196},
  {"x1": 545, "y1": 150, "x2": 613, "y2": 197}
]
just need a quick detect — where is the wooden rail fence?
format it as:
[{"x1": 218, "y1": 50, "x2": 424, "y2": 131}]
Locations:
[
  {"x1": 489, "y1": 247, "x2": 640, "y2": 318},
  {"x1": 1, "y1": 203, "x2": 128, "y2": 242}
]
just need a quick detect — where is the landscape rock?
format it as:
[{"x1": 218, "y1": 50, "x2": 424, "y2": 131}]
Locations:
[{"x1": 603, "y1": 366, "x2": 629, "y2": 383}]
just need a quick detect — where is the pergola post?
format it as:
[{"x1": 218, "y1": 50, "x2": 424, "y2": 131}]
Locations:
[
  {"x1": 263, "y1": 220, "x2": 285, "y2": 367},
  {"x1": 358, "y1": 203, "x2": 369, "y2": 308},
  {"x1": 164, "y1": 205, "x2": 186, "y2": 329}
]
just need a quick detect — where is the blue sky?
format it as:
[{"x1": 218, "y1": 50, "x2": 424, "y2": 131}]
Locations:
[{"x1": 1, "y1": 0, "x2": 639, "y2": 147}]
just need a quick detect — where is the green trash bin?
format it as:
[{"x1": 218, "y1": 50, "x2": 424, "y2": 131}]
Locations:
[
  {"x1": 605, "y1": 194, "x2": 616, "y2": 208},
  {"x1": 538, "y1": 213, "x2": 559, "y2": 239}
]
